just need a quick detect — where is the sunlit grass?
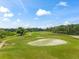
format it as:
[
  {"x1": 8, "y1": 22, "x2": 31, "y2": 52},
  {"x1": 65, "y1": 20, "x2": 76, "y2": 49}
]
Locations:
[{"x1": 0, "y1": 31, "x2": 79, "y2": 59}]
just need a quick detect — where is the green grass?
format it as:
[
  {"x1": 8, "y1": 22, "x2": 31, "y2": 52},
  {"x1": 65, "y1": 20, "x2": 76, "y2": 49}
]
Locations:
[{"x1": 0, "y1": 31, "x2": 79, "y2": 59}]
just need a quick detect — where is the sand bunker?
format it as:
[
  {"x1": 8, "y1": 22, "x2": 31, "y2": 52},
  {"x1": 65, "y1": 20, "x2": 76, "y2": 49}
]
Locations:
[
  {"x1": 71, "y1": 35, "x2": 79, "y2": 39},
  {"x1": 27, "y1": 39, "x2": 67, "y2": 46}
]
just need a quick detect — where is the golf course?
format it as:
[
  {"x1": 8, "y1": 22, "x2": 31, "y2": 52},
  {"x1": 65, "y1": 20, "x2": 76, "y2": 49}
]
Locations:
[
  {"x1": 0, "y1": 31, "x2": 79, "y2": 59},
  {"x1": 0, "y1": 0, "x2": 79, "y2": 59}
]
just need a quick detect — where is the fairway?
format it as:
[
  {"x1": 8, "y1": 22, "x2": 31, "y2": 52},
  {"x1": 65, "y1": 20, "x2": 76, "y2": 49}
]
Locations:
[{"x1": 0, "y1": 31, "x2": 79, "y2": 59}]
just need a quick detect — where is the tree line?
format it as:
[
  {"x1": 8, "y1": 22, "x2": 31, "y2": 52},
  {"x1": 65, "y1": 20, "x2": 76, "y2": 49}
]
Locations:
[
  {"x1": 46, "y1": 24, "x2": 79, "y2": 35},
  {"x1": 0, "y1": 24, "x2": 79, "y2": 39}
]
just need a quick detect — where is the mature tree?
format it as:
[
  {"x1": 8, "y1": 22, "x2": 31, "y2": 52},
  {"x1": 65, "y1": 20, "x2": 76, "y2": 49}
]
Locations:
[{"x1": 16, "y1": 27, "x2": 25, "y2": 36}]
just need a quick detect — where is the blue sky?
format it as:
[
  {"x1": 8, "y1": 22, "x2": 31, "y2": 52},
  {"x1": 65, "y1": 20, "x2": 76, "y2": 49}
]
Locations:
[{"x1": 0, "y1": 0, "x2": 79, "y2": 28}]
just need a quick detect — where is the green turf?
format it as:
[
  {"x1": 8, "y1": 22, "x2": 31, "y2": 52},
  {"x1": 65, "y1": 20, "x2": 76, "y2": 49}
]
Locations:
[{"x1": 0, "y1": 31, "x2": 79, "y2": 59}]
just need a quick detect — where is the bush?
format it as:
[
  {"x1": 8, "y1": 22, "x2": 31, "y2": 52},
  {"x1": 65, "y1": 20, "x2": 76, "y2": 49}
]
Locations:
[{"x1": 0, "y1": 30, "x2": 6, "y2": 38}]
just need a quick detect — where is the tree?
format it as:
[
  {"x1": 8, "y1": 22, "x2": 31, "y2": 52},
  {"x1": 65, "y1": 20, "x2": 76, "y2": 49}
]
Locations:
[
  {"x1": 16, "y1": 27, "x2": 25, "y2": 36},
  {"x1": 0, "y1": 30, "x2": 6, "y2": 39},
  {"x1": 47, "y1": 24, "x2": 79, "y2": 35}
]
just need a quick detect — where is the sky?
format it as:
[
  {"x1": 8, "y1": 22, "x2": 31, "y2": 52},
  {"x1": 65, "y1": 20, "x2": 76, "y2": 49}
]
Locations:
[{"x1": 0, "y1": 0, "x2": 79, "y2": 28}]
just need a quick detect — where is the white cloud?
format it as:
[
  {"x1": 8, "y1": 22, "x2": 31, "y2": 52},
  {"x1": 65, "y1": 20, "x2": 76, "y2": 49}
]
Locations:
[
  {"x1": 0, "y1": 22, "x2": 2, "y2": 23},
  {"x1": 2, "y1": 18, "x2": 10, "y2": 21},
  {"x1": 16, "y1": 18, "x2": 21, "y2": 22},
  {"x1": 0, "y1": 6, "x2": 14, "y2": 18},
  {"x1": 12, "y1": 20, "x2": 30, "y2": 28},
  {"x1": 0, "y1": 6, "x2": 14, "y2": 24},
  {"x1": 68, "y1": 17, "x2": 79, "y2": 22},
  {"x1": 57, "y1": 1, "x2": 68, "y2": 7},
  {"x1": 23, "y1": 24, "x2": 30, "y2": 28},
  {"x1": 0, "y1": 17, "x2": 10, "y2": 22},
  {"x1": 4, "y1": 13, "x2": 14, "y2": 17},
  {"x1": 63, "y1": 16, "x2": 79, "y2": 25},
  {"x1": 36, "y1": 9, "x2": 51, "y2": 16},
  {"x1": 0, "y1": 6, "x2": 10, "y2": 13},
  {"x1": 64, "y1": 21, "x2": 70, "y2": 25}
]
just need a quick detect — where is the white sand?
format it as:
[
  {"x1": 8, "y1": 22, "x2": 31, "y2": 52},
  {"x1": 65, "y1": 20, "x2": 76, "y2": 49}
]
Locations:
[
  {"x1": 27, "y1": 39, "x2": 67, "y2": 46},
  {"x1": 0, "y1": 40, "x2": 7, "y2": 48},
  {"x1": 0, "y1": 39, "x2": 11, "y2": 48},
  {"x1": 71, "y1": 35, "x2": 79, "y2": 39}
]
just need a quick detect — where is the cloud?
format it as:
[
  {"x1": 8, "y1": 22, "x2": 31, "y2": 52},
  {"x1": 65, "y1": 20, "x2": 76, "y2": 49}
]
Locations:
[
  {"x1": 16, "y1": 18, "x2": 21, "y2": 22},
  {"x1": 0, "y1": 17, "x2": 10, "y2": 23},
  {"x1": 0, "y1": 21, "x2": 2, "y2": 23},
  {"x1": 3, "y1": 13, "x2": 14, "y2": 17},
  {"x1": 23, "y1": 24, "x2": 30, "y2": 28},
  {"x1": 0, "y1": 6, "x2": 14, "y2": 18},
  {"x1": 64, "y1": 21, "x2": 70, "y2": 25},
  {"x1": 57, "y1": 1, "x2": 68, "y2": 7},
  {"x1": 12, "y1": 20, "x2": 30, "y2": 28},
  {"x1": 0, "y1": 6, "x2": 10, "y2": 13},
  {"x1": 18, "y1": 0, "x2": 27, "y2": 13},
  {"x1": 2, "y1": 18, "x2": 10, "y2": 22},
  {"x1": 67, "y1": 17, "x2": 79, "y2": 22},
  {"x1": 63, "y1": 16, "x2": 79, "y2": 25},
  {"x1": 36, "y1": 9, "x2": 51, "y2": 16},
  {"x1": 0, "y1": 6, "x2": 14, "y2": 27}
]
